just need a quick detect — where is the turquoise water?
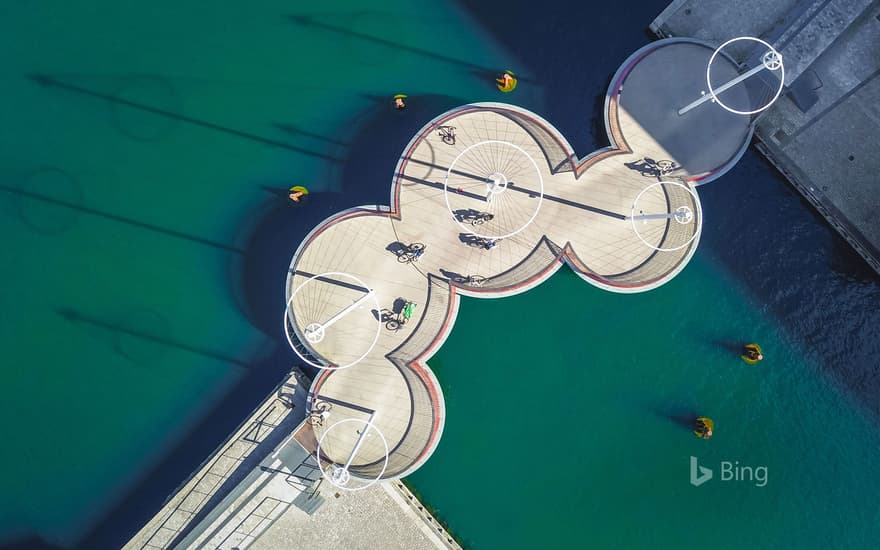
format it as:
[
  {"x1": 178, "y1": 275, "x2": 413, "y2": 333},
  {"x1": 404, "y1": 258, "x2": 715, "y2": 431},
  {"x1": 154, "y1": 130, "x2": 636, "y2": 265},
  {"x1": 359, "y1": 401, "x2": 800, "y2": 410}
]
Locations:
[
  {"x1": 3, "y1": 1, "x2": 880, "y2": 549},
  {"x1": 414, "y1": 258, "x2": 880, "y2": 549},
  {"x1": 0, "y1": 1, "x2": 534, "y2": 547}
]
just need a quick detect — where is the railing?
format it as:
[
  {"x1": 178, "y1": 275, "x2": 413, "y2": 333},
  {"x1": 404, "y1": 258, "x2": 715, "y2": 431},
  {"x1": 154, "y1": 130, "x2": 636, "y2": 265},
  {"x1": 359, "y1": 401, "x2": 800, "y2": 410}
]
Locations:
[
  {"x1": 497, "y1": 109, "x2": 575, "y2": 174},
  {"x1": 284, "y1": 313, "x2": 326, "y2": 367},
  {"x1": 347, "y1": 277, "x2": 453, "y2": 479},
  {"x1": 388, "y1": 276, "x2": 452, "y2": 364},
  {"x1": 476, "y1": 236, "x2": 563, "y2": 291},
  {"x1": 602, "y1": 180, "x2": 700, "y2": 287}
]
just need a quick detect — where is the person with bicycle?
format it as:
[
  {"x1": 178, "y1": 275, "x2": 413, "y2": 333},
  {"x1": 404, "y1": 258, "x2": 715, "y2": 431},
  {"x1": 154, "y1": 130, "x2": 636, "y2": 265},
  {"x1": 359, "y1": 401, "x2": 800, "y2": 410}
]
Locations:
[{"x1": 309, "y1": 402, "x2": 332, "y2": 426}]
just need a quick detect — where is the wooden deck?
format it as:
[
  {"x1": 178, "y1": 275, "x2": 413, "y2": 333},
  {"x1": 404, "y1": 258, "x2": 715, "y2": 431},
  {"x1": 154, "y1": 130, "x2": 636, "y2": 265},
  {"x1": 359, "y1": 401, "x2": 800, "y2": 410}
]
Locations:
[{"x1": 284, "y1": 40, "x2": 756, "y2": 482}]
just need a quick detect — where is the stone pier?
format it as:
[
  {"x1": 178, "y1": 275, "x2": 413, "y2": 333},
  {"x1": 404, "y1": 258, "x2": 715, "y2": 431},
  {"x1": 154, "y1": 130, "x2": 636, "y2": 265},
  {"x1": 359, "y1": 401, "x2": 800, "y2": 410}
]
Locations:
[{"x1": 652, "y1": 0, "x2": 880, "y2": 275}]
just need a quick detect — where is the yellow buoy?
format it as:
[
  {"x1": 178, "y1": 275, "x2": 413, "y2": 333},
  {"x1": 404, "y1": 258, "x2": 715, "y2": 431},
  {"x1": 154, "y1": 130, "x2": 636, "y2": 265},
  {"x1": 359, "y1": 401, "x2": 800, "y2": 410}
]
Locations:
[
  {"x1": 741, "y1": 343, "x2": 763, "y2": 364},
  {"x1": 496, "y1": 70, "x2": 518, "y2": 93},
  {"x1": 289, "y1": 185, "x2": 309, "y2": 203},
  {"x1": 694, "y1": 417, "x2": 714, "y2": 439}
]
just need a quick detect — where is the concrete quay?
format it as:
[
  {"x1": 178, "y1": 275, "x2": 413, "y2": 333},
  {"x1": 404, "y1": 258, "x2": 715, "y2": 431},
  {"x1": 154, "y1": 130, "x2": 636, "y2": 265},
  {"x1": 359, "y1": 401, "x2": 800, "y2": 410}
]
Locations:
[
  {"x1": 652, "y1": 0, "x2": 880, "y2": 275},
  {"x1": 124, "y1": 367, "x2": 455, "y2": 550}
]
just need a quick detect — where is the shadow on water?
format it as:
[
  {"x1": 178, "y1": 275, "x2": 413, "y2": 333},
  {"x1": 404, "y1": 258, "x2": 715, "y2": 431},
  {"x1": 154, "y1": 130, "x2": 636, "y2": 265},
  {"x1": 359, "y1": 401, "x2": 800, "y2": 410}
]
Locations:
[
  {"x1": 73, "y1": 345, "x2": 291, "y2": 550},
  {"x1": 0, "y1": 182, "x2": 245, "y2": 255},
  {"x1": 273, "y1": 123, "x2": 350, "y2": 147},
  {"x1": 647, "y1": 404, "x2": 699, "y2": 431},
  {"x1": 590, "y1": 73, "x2": 614, "y2": 149},
  {"x1": 26, "y1": 74, "x2": 342, "y2": 163},
  {"x1": 699, "y1": 152, "x2": 880, "y2": 421},
  {"x1": 76, "y1": 93, "x2": 468, "y2": 548},
  {"x1": 452, "y1": 0, "x2": 880, "y2": 422},
  {"x1": 453, "y1": 0, "x2": 664, "y2": 154},
  {"x1": 830, "y1": 232, "x2": 879, "y2": 283},
  {"x1": 51, "y1": 93, "x2": 478, "y2": 550},
  {"x1": 0, "y1": 536, "x2": 65, "y2": 550},
  {"x1": 232, "y1": 94, "x2": 465, "y2": 337},
  {"x1": 55, "y1": 307, "x2": 251, "y2": 368},
  {"x1": 451, "y1": 0, "x2": 880, "y2": 423},
  {"x1": 711, "y1": 339, "x2": 747, "y2": 356},
  {"x1": 285, "y1": 14, "x2": 500, "y2": 76}
]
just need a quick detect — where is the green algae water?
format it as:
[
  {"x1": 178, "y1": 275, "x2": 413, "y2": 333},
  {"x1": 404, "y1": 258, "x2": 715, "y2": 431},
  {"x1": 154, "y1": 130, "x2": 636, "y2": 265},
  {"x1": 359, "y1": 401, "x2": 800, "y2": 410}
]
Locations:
[{"x1": 3, "y1": 1, "x2": 880, "y2": 549}]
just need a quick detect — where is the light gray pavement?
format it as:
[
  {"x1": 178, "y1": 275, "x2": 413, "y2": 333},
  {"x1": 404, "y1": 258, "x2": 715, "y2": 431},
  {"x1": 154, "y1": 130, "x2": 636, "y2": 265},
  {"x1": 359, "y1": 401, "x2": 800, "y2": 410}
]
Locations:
[
  {"x1": 652, "y1": 0, "x2": 880, "y2": 273},
  {"x1": 251, "y1": 483, "x2": 450, "y2": 550},
  {"x1": 125, "y1": 367, "x2": 454, "y2": 550},
  {"x1": 125, "y1": 371, "x2": 307, "y2": 550},
  {"x1": 651, "y1": 0, "x2": 799, "y2": 46},
  {"x1": 614, "y1": 41, "x2": 753, "y2": 179}
]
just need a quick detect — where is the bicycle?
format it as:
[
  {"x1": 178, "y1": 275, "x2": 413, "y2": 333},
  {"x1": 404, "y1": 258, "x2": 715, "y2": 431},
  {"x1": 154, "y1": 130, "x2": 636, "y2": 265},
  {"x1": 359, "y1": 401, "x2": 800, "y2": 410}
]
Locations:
[
  {"x1": 397, "y1": 242, "x2": 426, "y2": 263},
  {"x1": 308, "y1": 401, "x2": 332, "y2": 427},
  {"x1": 465, "y1": 236, "x2": 499, "y2": 250},
  {"x1": 626, "y1": 158, "x2": 678, "y2": 178},
  {"x1": 437, "y1": 125, "x2": 456, "y2": 145},
  {"x1": 656, "y1": 159, "x2": 677, "y2": 176},
  {"x1": 454, "y1": 274, "x2": 485, "y2": 287},
  {"x1": 381, "y1": 301, "x2": 417, "y2": 331},
  {"x1": 471, "y1": 212, "x2": 494, "y2": 226}
]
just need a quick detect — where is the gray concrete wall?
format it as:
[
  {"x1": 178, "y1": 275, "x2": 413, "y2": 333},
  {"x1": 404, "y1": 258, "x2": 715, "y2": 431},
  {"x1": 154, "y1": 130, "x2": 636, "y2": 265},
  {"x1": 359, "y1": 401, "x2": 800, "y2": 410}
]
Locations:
[{"x1": 652, "y1": 0, "x2": 880, "y2": 275}]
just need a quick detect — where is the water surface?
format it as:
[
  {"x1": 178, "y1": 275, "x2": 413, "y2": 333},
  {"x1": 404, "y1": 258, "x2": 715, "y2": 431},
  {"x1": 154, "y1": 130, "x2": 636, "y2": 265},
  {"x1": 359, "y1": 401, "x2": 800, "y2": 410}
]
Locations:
[{"x1": 2, "y1": 1, "x2": 879, "y2": 549}]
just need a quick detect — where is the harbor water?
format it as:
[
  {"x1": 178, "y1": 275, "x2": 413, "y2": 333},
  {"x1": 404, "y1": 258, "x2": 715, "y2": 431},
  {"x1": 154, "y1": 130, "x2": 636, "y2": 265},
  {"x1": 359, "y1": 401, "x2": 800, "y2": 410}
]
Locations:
[{"x1": 1, "y1": 1, "x2": 878, "y2": 548}]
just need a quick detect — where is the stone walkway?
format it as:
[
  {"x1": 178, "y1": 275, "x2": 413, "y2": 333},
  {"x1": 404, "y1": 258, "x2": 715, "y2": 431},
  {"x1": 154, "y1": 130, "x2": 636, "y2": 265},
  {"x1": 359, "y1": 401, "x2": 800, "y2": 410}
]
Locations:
[{"x1": 124, "y1": 368, "x2": 454, "y2": 550}]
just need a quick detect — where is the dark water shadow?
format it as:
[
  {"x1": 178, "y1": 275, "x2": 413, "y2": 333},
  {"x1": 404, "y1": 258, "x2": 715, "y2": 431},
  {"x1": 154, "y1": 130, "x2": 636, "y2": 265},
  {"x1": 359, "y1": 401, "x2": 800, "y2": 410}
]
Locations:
[
  {"x1": 711, "y1": 339, "x2": 747, "y2": 356},
  {"x1": 646, "y1": 403, "x2": 699, "y2": 431},
  {"x1": 79, "y1": 93, "x2": 467, "y2": 548},
  {"x1": 273, "y1": 123, "x2": 350, "y2": 147},
  {"x1": 55, "y1": 307, "x2": 250, "y2": 368},
  {"x1": 0, "y1": 182, "x2": 244, "y2": 255},
  {"x1": 698, "y1": 152, "x2": 880, "y2": 422},
  {"x1": 10, "y1": 167, "x2": 84, "y2": 235},
  {"x1": 229, "y1": 192, "x2": 353, "y2": 339},
  {"x1": 0, "y1": 536, "x2": 65, "y2": 550},
  {"x1": 228, "y1": 93, "x2": 466, "y2": 336},
  {"x1": 453, "y1": 0, "x2": 664, "y2": 156},
  {"x1": 830, "y1": 234, "x2": 879, "y2": 283},
  {"x1": 74, "y1": 344, "x2": 292, "y2": 550},
  {"x1": 590, "y1": 73, "x2": 614, "y2": 149},
  {"x1": 108, "y1": 75, "x2": 182, "y2": 142},
  {"x1": 449, "y1": 0, "x2": 880, "y2": 424},
  {"x1": 27, "y1": 74, "x2": 342, "y2": 163},
  {"x1": 286, "y1": 14, "x2": 500, "y2": 76}
]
